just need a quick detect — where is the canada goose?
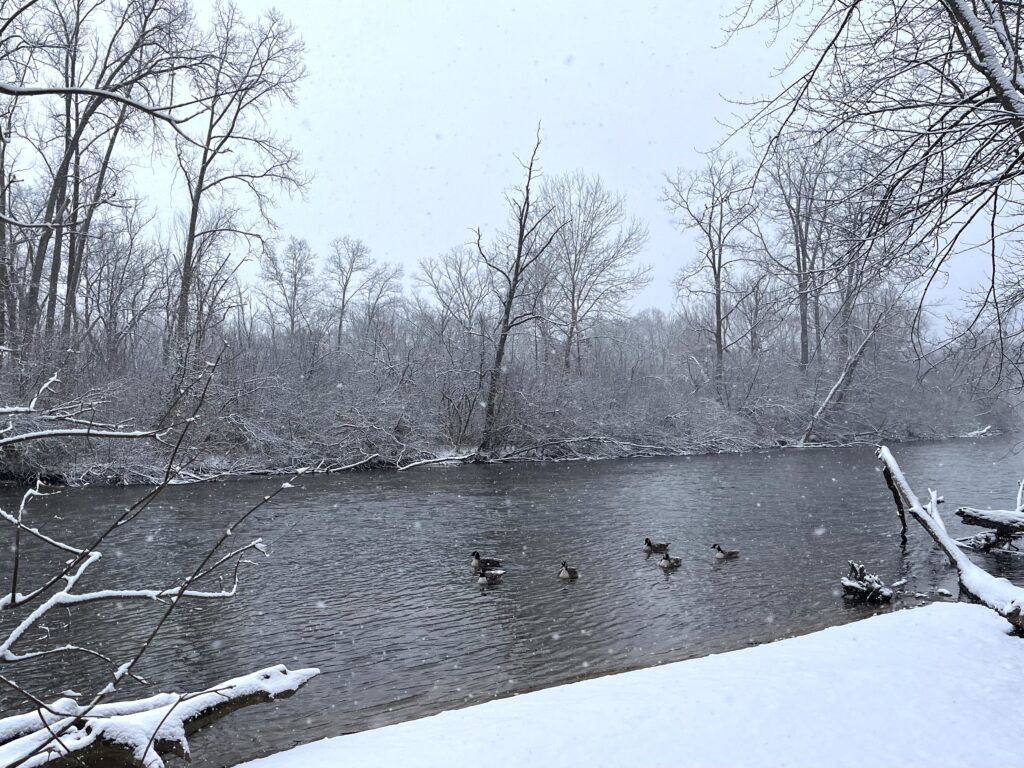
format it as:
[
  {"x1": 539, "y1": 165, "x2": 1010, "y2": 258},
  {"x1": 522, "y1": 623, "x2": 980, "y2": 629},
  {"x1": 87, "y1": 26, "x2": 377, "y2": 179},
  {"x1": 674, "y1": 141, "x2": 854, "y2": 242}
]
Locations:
[
  {"x1": 643, "y1": 537, "x2": 670, "y2": 554},
  {"x1": 712, "y1": 543, "x2": 740, "y2": 560},
  {"x1": 471, "y1": 551, "x2": 501, "y2": 570},
  {"x1": 477, "y1": 569, "x2": 505, "y2": 585},
  {"x1": 558, "y1": 561, "x2": 579, "y2": 580},
  {"x1": 659, "y1": 553, "x2": 682, "y2": 569}
]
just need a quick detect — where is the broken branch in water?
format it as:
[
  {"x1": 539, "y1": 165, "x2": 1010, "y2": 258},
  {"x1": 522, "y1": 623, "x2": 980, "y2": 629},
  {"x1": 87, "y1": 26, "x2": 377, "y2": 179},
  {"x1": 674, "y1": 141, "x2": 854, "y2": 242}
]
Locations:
[
  {"x1": 955, "y1": 483, "x2": 1024, "y2": 552},
  {"x1": 877, "y1": 446, "x2": 1024, "y2": 631},
  {"x1": 841, "y1": 561, "x2": 893, "y2": 602}
]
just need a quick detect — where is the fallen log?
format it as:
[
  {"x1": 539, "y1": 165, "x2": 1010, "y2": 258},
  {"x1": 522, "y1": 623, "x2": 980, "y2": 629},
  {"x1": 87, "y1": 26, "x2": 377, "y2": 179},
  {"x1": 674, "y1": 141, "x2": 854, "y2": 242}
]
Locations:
[
  {"x1": 0, "y1": 664, "x2": 320, "y2": 768},
  {"x1": 956, "y1": 507, "x2": 1024, "y2": 536},
  {"x1": 953, "y1": 480, "x2": 1024, "y2": 550},
  {"x1": 877, "y1": 446, "x2": 1024, "y2": 631}
]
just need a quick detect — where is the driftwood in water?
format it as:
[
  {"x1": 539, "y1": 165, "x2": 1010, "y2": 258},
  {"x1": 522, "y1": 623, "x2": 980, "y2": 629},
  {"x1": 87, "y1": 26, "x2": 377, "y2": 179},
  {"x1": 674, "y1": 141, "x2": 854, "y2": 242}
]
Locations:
[
  {"x1": 841, "y1": 561, "x2": 893, "y2": 602},
  {"x1": 957, "y1": 530, "x2": 1024, "y2": 554},
  {"x1": 877, "y1": 446, "x2": 1024, "y2": 631},
  {"x1": 953, "y1": 481, "x2": 1024, "y2": 551},
  {"x1": 956, "y1": 507, "x2": 1024, "y2": 536}
]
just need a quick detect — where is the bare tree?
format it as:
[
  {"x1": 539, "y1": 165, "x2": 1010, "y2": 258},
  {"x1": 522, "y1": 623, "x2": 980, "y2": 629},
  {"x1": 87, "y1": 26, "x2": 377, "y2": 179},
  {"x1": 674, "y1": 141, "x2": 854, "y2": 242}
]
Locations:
[
  {"x1": 80, "y1": 206, "x2": 162, "y2": 372},
  {"x1": 172, "y1": 1, "x2": 305, "y2": 354},
  {"x1": 542, "y1": 171, "x2": 649, "y2": 373},
  {"x1": 260, "y1": 237, "x2": 318, "y2": 337},
  {"x1": 325, "y1": 236, "x2": 374, "y2": 347},
  {"x1": 17, "y1": 0, "x2": 194, "y2": 343},
  {"x1": 758, "y1": 138, "x2": 840, "y2": 366},
  {"x1": 663, "y1": 150, "x2": 755, "y2": 402},
  {"x1": 737, "y1": 0, "x2": 1024, "y2": 372},
  {"x1": 360, "y1": 261, "x2": 403, "y2": 334},
  {"x1": 475, "y1": 131, "x2": 564, "y2": 454},
  {"x1": 418, "y1": 246, "x2": 491, "y2": 336},
  {"x1": 418, "y1": 246, "x2": 492, "y2": 444}
]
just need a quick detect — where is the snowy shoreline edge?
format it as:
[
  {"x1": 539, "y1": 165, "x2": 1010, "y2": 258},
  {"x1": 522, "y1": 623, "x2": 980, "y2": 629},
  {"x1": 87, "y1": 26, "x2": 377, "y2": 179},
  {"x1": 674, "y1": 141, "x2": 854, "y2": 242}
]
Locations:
[{"x1": 235, "y1": 602, "x2": 1024, "y2": 768}]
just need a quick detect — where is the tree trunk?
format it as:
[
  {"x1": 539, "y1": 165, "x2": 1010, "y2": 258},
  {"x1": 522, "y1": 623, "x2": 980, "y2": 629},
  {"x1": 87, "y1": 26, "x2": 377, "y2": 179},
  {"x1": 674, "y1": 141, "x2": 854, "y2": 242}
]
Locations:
[
  {"x1": 563, "y1": 305, "x2": 577, "y2": 372},
  {"x1": 24, "y1": 99, "x2": 99, "y2": 341},
  {"x1": 713, "y1": 257, "x2": 726, "y2": 403},
  {"x1": 63, "y1": 108, "x2": 124, "y2": 337},
  {"x1": 174, "y1": 160, "x2": 209, "y2": 355},
  {"x1": 798, "y1": 322, "x2": 879, "y2": 444}
]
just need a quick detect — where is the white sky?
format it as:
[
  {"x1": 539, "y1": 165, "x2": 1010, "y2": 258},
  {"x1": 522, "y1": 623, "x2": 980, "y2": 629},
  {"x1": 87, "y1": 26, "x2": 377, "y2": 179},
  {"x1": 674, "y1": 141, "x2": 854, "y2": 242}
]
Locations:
[
  {"x1": 227, "y1": 0, "x2": 786, "y2": 310},
  {"x1": 225, "y1": 0, "x2": 983, "y2": 313}
]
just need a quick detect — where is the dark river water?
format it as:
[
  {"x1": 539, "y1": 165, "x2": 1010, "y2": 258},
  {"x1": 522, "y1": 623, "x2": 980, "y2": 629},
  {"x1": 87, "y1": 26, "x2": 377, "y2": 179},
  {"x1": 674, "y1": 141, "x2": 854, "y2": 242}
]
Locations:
[{"x1": 3, "y1": 436, "x2": 1024, "y2": 766}]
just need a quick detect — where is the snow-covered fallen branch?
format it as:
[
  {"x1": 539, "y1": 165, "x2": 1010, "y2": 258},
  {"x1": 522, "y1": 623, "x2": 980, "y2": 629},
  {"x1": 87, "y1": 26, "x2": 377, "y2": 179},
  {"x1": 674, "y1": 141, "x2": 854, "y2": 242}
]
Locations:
[
  {"x1": 496, "y1": 436, "x2": 693, "y2": 461},
  {"x1": 0, "y1": 664, "x2": 320, "y2": 768},
  {"x1": 327, "y1": 453, "x2": 381, "y2": 473},
  {"x1": 0, "y1": 426, "x2": 161, "y2": 448},
  {"x1": 957, "y1": 531, "x2": 1024, "y2": 555},
  {"x1": 840, "y1": 561, "x2": 893, "y2": 602},
  {"x1": 397, "y1": 452, "x2": 476, "y2": 471},
  {"x1": 953, "y1": 478, "x2": 1024, "y2": 553},
  {"x1": 956, "y1": 506, "x2": 1024, "y2": 534},
  {"x1": 877, "y1": 445, "x2": 1024, "y2": 630},
  {"x1": 0, "y1": 372, "x2": 171, "y2": 476},
  {"x1": 796, "y1": 321, "x2": 881, "y2": 446}
]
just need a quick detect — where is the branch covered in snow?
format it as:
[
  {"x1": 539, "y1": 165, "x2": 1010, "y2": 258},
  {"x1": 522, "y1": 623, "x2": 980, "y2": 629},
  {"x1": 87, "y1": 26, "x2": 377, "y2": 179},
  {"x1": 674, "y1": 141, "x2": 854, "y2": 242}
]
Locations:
[
  {"x1": 396, "y1": 452, "x2": 477, "y2": 471},
  {"x1": 0, "y1": 372, "x2": 166, "y2": 457},
  {"x1": 0, "y1": 665, "x2": 320, "y2": 768},
  {"x1": 840, "y1": 561, "x2": 893, "y2": 602},
  {"x1": 877, "y1": 446, "x2": 1024, "y2": 629},
  {"x1": 956, "y1": 507, "x2": 1024, "y2": 535}
]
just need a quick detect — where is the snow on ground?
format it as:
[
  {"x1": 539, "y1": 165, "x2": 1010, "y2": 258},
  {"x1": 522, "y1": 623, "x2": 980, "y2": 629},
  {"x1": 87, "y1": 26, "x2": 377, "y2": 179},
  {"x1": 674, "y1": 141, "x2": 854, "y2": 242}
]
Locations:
[{"x1": 238, "y1": 603, "x2": 1024, "y2": 768}]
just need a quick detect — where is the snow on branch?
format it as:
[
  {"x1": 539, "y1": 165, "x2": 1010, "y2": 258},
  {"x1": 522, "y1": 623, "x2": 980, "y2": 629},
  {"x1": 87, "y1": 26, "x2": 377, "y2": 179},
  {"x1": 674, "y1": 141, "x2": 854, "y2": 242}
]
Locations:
[
  {"x1": 0, "y1": 426, "x2": 162, "y2": 448},
  {"x1": 956, "y1": 476, "x2": 1024, "y2": 531},
  {"x1": 951, "y1": 476, "x2": 1024, "y2": 553},
  {"x1": 0, "y1": 665, "x2": 320, "y2": 768},
  {"x1": 0, "y1": 533, "x2": 267, "y2": 655},
  {"x1": 0, "y1": 484, "x2": 81, "y2": 558},
  {"x1": 0, "y1": 372, "x2": 165, "y2": 453},
  {"x1": 0, "y1": 355, "x2": 320, "y2": 767},
  {"x1": 840, "y1": 561, "x2": 893, "y2": 602},
  {"x1": 877, "y1": 446, "x2": 1024, "y2": 629},
  {"x1": 397, "y1": 452, "x2": 476, "y2": 471},
  {"x1": 26, "y1": 374, "x2": 59, "y2": 413}
]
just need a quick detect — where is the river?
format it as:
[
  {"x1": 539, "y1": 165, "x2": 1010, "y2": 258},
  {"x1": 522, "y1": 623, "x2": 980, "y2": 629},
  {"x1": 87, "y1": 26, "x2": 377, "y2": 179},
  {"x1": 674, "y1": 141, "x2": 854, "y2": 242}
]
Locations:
[{"x1": 2, "y1": 436, "x2": 1023, "y2": 766}]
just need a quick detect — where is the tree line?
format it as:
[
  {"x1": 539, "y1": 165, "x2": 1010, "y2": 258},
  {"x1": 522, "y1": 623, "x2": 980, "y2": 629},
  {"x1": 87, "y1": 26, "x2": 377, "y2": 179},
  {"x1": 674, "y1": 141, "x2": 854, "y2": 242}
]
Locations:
[{"x1": 0, "y1": 0, "x2": 1007, "y2": 481}]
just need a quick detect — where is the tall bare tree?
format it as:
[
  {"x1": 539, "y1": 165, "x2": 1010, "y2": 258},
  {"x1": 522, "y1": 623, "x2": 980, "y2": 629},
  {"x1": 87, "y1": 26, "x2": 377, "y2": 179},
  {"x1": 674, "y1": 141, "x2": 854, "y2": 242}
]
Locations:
[
  {"x1": 325, "y1": 236, "x2": 374, "y2": 347},
  {"x1": 542, "y1": 171, "x2": 649, "y2": 373},
  {"x1": 173, "y1": 0, "x2": 305, "y2": 354},
  {"x1": 664, "y1": 150, "x2": 755, "y2": 402},
  {"x1": 260, "y1": 237, "x2": 318, "y2": 337},
  {"x1": 474, "y1": 132, "x2": 563, "y2": 454}
]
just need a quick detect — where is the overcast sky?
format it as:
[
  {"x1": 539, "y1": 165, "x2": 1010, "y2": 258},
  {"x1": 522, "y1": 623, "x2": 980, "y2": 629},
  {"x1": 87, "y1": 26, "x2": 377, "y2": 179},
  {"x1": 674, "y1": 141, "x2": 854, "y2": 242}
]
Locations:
[{"x1": 223, "y1": 0, "x2": 790, "y2": 310}]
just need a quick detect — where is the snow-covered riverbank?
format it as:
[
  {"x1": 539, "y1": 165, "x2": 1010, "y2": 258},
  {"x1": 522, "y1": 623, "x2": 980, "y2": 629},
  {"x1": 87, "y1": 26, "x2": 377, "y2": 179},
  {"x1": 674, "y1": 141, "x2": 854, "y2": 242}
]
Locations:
[{"x1": 238, "y1": 602, "x2": 1024, "y2": 768}]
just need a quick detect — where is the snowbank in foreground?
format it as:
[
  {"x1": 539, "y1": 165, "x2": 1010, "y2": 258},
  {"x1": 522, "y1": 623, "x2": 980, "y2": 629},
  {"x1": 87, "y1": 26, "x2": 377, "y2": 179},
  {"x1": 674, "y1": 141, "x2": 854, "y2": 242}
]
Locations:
[{"x1": 238, "y1": 603, "x2": 1023, "y2": 768}]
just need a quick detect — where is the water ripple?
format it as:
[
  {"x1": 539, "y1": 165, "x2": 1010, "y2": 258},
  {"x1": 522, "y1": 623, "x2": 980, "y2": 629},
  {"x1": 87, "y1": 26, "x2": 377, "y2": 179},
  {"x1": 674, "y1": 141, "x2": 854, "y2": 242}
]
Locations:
[{"x1": 2, "y1": 438, "x2": 1023, "y2": 766}]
